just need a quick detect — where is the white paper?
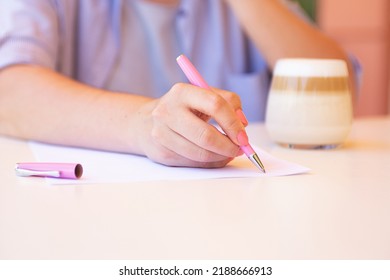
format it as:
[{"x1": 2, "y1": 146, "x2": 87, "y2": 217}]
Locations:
[{"x1": 28, "y1": 142, "x2": 310, "y2": 185}]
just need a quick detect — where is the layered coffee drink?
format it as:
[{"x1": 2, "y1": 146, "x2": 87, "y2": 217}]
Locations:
[{"x1": 265, "y1": 59, "x2": 353, "y2": 148}]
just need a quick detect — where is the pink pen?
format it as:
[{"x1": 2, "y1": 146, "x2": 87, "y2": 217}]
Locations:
[
  {"x1": 176, "y1": 54, "x2": 266, "y2": 173},
  {"x1": 15, "y1": 162, "x2": 83, "y2": 179}
]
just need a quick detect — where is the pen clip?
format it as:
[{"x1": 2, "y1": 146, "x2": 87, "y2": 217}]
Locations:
[{"x1": 15, "y1": 167, "x2": 60, "y2": 178}]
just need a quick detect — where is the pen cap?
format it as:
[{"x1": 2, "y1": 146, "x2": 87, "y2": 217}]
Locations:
[{"x1": 16, "y1": 162, "x2": 83, "y2": 179}]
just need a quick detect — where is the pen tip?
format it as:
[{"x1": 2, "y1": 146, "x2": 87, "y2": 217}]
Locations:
[
  {"x1": 249, "y1": 153, "x2": 266, "y2": 173},
  {"x1": 258, "y1": 165, "x2": 266, "y2": 173}
]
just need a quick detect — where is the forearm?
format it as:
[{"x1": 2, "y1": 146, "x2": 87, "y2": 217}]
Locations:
[
  {"x1": 225, "y1": 0, "x2": 348, "y2": 68},
  {"x1": 225, "y1": 0, "x2": 357, "y2": 99},
  {"x1": 0, "y1": 65, "x2": 152, "y2": 154}
]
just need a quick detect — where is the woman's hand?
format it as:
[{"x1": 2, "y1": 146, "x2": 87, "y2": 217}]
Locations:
[{"x1": 134, "y1": 83, "x2": 248, "y2": 168}]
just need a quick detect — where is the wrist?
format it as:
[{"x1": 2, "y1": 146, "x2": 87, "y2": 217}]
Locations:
[{"x1": 126, "y1": 97, "x2": 158, "y2": 156}]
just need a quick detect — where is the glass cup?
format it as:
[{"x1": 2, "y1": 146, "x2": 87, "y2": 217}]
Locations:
[{"x1": 265, "y1": 58, "x2": 353, "y2": 149}]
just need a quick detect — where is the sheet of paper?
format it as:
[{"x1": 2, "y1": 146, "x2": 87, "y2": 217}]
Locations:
[{"x1": 28, "y1": 142, "x2": 310, "y2": 185}]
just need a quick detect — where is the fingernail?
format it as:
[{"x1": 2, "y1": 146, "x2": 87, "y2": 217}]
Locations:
[
  {"x1": 237, "y1": 130, "x2": 249, "y2": 146},
  {"x1": 236, "y1": 109, "x2": 248, "y2": 126}
]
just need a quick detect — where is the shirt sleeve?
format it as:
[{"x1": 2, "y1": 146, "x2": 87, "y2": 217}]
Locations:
[{"x1": 0, "y1": 0, "x2": 60, "y2": 70}]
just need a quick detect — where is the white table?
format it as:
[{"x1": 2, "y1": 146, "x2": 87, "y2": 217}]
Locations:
[{"x1": 1, "y1": 117, "x2": 389, "y2": 259}]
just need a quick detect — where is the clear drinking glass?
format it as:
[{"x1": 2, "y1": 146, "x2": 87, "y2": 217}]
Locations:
[{"x1": 265, "y1": 58, "x2": 353, "y2": 149}]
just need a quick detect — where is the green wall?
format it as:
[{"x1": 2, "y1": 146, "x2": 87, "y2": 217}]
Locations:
[{"x1": 296, "y1": 0, "x2": 316, "y2": 21}]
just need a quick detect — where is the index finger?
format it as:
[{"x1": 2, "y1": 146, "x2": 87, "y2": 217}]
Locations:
[
  {"x1": 179, "y1": 84, "x2": 247, "y2": 146},
  {"x1": 211, "y1": 87, "x2": 249, "y2": 127}
]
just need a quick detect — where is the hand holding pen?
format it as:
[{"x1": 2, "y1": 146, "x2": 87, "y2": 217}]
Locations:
[
  {"x1": 176, "y1": 54, "x2": 265, "y2": 172},
  {"x1": 134, "y1": 60, "x2": 257, "y2": 168}
]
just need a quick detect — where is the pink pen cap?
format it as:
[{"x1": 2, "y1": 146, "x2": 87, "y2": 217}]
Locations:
[{"x1": 15, "y1": 162, "x2": 83, "y2": 179}]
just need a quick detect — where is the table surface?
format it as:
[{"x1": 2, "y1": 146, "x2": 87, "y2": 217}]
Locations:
[{"x1": 1, "y1": 117, "x2": 390, "y2": 260}]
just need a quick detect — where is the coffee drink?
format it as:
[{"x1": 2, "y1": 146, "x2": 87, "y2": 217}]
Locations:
[{"x1": 265, "y1": 59, "x2": 353, "y2": 148}]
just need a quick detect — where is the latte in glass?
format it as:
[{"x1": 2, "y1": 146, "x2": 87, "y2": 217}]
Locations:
[{"x1": 265, "y1": 58, "x2": 353, "y2": 149}]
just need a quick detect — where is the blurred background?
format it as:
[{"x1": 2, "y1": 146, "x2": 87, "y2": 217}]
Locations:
[{"x1": 297, "y1": 0, "x2": 390, "y2": 117}]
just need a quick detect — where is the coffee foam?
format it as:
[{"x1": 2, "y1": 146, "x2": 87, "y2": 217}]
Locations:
[{"x1": 274, "y1": 58, "x2": 348, "y2": 77}]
